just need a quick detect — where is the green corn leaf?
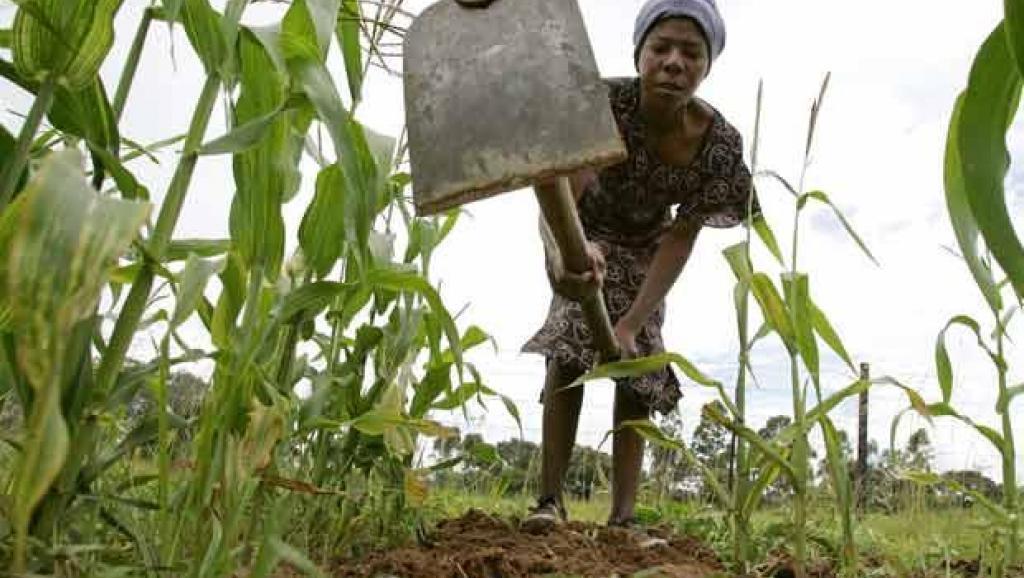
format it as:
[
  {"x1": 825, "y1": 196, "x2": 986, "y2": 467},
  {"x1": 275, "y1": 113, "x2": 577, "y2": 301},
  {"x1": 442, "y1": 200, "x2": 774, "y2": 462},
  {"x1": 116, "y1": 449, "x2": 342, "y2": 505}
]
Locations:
[
  {"x1": 211, "y1": 253, "x2": 246, "y2": 348},
  {"x1": 432, "y1": 382, "x2": 488, "y2": 411},
  {"x1": 166, "y1": 239, "x2": 232, "y2": 261},
  {"x1": 757, "y1": 169, "x2": 800, "y2": 197},
  {"x1": 750, "y1": 322, "x2": 772, "y2": 346},
  {"x1": 797, "y1": 190, "x2": 878, "y2": 265},
  {"x1": 299, "y1": 165, "x2": 347, "y2": 278},
  {"x1": 956, "y1": 24, "x2": 1024, "y2": 299},
  {"x1": 277, "y1": 281, "x2": 350, "y2": 324},
  {"x1": 410, "y1": 363, "x2": 453, "y2": 418},
  {"x1": 171, "y1": 254, "x2": 225, "y2": 328},
  {"x1": 936, "y1": 315, "x2": 1000, "y2": 403},
  {"x1": 0, "y1": 151, "x2": 147, "y2": 569},
  {"x1": 616, "y1": 418, "x2": 732, "y2": 507},
  {"x1": 732, "y1": 280, "x2": 750, "y2": 344},
  {"x1": 337, "y1": 0, "x2": 363, "y2": 103},
  {"x1": 87, "y1": 144, "x2": 149, "y2": 200},
  {"x1": 701, "y1": 404, "x2": 797, "y2": 483},
  {"x1": 803, "y1": 379, "x2": 868, "y2": 433},
  {"x1": 1007, "y1": 3, "x2": 1024, "y2": 76},
  {"x1": 199, "y1": 105, "x2": 293, "y2": 156},
  {"x1": 1, "y1": 149, "x2": 150, "y2": 391},
  {"x1": 749, "y1": 273, "x2": 795, "y2": 352},
  {"x1": 179, "y1": 0, "x2": 227, "y2": 74},
  {"x1": 783, "y1": 272, "x2": 819, "y2": 386},
  {"x1": 12, "y1": 393, "x2": 67, "y2": 569},
  {"x1": 722, "y1": 242, "x2": 753, "y2": 283},
  {"x1": 12, "y1": 0, "x2": 123, "y2": 89},
  {"x1": 229, "y1": 29, "x2": 304, "y2": 279},
  {"x1": 0, "y1": 29, "x2": 11, "y2": 49},
  {"x1": 752, "y1": 214, "x2": 784, "y2": 265},
  {"x1": 924, "y1": 402, "x2": 1008, "y2": 454},
  {"x1": 49, "y1": 76, "x2": 120, "y2": 149},
  {"x1": 366, "y1": 267, "x2": 461, "y2": 371},
  {"x1": 809, "y1": 299, "x2": 854, "y2": 372},
  {"x1": 0, "y1": 125, "x2": 27, "y2": 194},
  {"x1": 944, "y1": 95, "x2": 1003, "y2": 313},
  {"x1": 120, "y1": 134, "x2": 187, "y2": 164},
  {"x1": 571, "y1": 352, "x2": 719, "y2": 388},
  {"x1": 281, "y1": 0, "x2": 336, "y2": 64}
]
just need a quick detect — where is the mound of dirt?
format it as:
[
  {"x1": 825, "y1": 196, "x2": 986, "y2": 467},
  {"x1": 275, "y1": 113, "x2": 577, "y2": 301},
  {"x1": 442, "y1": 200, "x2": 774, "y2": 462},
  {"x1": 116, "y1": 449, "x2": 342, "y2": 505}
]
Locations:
[{"x1": 331, "y1": 509, "x2": 725, "y2": 578}]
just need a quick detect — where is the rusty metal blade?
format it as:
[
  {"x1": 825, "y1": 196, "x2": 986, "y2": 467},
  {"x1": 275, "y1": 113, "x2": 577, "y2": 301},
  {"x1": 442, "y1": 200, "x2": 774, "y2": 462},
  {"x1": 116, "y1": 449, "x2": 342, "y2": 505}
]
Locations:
[{"x1": 404, "y1": 0, "x2": 627, "y2": 216}]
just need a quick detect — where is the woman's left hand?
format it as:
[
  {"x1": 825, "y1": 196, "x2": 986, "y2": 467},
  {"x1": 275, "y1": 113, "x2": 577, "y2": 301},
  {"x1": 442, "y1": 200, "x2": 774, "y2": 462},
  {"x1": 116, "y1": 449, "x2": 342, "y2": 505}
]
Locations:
[{"x1": 613, "y1": 322, "x2": 639, "y2": 360}]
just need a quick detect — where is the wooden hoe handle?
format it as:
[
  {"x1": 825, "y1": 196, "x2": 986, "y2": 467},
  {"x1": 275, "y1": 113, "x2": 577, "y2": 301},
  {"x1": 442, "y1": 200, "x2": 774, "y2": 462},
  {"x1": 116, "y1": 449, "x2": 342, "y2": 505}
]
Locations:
[{"x1": 534, "y1": 177, "x2": 621, "y2": 362}]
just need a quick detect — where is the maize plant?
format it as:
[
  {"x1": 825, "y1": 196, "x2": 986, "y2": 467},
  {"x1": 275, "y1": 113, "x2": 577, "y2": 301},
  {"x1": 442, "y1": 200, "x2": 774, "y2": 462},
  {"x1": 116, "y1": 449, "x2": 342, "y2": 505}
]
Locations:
[{"x1": 0, "y1": 0, "x2": 514, "y2": 575}]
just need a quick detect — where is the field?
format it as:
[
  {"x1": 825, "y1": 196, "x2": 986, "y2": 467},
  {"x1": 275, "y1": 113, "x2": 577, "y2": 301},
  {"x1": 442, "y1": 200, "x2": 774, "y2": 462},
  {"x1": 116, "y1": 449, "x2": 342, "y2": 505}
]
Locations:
[{"x1": 1, "y1": 1, "x2": 1024, "y2": 577}]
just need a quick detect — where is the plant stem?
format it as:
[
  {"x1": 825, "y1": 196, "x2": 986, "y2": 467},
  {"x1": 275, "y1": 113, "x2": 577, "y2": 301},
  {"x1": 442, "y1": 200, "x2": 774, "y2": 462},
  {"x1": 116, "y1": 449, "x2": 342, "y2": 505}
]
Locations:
[
  {"x1": 791, "y1": 350, "x2": 808, "y2": 578},
  {"x1": 0, "y1": 72, "x2": 58, "y2": 212},
  {"x1": 95, "y1": 74, "x2": 221, "y2": 394},
  {"x1": 996, "y1": 321, "x2": 1019, "y2": 566},
  {"x1": 113, "y1": 7, "x2": 155, "y2": 121}
]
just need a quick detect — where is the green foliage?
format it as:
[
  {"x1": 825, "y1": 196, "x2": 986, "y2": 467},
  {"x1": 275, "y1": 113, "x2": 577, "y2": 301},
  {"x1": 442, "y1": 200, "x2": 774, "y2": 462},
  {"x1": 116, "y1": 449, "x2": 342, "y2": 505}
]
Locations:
[{"x1": 0, "y1": 0, "x2": 506, "y2": 574}]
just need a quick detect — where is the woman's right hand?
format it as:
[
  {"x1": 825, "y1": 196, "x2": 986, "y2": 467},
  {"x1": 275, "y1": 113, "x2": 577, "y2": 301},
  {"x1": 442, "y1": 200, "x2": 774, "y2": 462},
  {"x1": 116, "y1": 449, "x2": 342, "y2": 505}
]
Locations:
[{"x1": 547, "y1": 241, "x2": 606, "y2": 301}]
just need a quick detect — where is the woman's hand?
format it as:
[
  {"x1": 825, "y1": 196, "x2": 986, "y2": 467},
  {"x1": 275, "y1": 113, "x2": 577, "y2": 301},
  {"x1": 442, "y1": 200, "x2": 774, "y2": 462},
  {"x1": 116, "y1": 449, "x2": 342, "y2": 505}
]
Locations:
[
  {"x1": 613, "y1": 321, "x2": 640, "y2": 360},
  {"x1": 547, "y1": 241, "x2": 606, "y2": 301}
]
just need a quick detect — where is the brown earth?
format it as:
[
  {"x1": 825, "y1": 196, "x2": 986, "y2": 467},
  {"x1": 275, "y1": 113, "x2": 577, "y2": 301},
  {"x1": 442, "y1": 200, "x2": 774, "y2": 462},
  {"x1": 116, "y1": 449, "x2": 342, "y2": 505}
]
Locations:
[{"x1": 328, "y1": 508, "x2": 726, "y2": 578}]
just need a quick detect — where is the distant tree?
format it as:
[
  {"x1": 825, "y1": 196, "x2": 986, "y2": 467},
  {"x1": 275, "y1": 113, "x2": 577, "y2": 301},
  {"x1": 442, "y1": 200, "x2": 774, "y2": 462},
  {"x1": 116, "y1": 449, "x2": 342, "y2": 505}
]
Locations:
[
  {"x1": 906, "y1": 428, "x2": 933, "y2": 471},
  {"x1": 566, "y1": 445, "x2": 611, "y2": 501},
  {"x1": 496, "y1": 438, "x2": 540, "y2": 494},
  {"x1": 648, "y1": 409, "x2": 693, "y2": 499},
  {"x1": 942, "y1": 469, "x2": 1001, "y2": 503},
  {"x1": 691, "y1": 401, "x2": 730, "y2": 500}
]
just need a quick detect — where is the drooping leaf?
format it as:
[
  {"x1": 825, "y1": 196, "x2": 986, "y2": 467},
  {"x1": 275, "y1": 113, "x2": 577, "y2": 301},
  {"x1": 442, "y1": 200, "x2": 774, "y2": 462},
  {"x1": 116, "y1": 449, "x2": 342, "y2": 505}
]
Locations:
[
  {"x1": 199, "y1": 105, "x2": 293, "y2": 156},
  {"x1": 956, "y1": 24, "x2": 1024, "y2": 299},
  {"x1": 797, "y1": 190, "x2": 878, "y2": 265},
  {"x1": 809, "y1": 298, "x2": 854, "y2": 372},
  {"x1": 571, "y1": 352, "x2": 719, "y2": 388},
  {"x1": 935, "y1": 314, "x2": 999, "y2": 403},
  {"x1": 0, "y1": 151, "x2": 148, "y2": 567},
  {"x1": 944, "y1": 95, "x2": 1003, "y2": 313},
  {"x1": 752, "y1": 214, "x2": 784, "y2": 265}
]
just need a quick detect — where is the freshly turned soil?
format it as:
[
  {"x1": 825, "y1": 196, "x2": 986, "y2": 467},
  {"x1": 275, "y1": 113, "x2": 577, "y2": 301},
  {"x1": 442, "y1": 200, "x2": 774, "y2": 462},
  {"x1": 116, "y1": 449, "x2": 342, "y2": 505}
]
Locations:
[{"x1": 330, "y1": 508, "x2": 725, "y2": 578}]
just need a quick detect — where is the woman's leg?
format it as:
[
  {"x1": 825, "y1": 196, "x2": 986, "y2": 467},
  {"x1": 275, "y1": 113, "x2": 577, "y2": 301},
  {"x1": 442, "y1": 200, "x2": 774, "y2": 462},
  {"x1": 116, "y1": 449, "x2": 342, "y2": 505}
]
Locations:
[
  {"x1": 609, "y1": 382, "x2": 650, "y2": 524},
  {"x1": 540, "y1": 361, "x2": 585, "y2": 507}
]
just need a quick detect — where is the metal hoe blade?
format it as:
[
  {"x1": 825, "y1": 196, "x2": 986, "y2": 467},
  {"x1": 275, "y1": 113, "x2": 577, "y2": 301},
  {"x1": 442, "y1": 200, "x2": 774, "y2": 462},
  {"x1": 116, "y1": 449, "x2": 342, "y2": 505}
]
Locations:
[{"x1": 404, "y1": 0, "x2": 627, "y2": 216}]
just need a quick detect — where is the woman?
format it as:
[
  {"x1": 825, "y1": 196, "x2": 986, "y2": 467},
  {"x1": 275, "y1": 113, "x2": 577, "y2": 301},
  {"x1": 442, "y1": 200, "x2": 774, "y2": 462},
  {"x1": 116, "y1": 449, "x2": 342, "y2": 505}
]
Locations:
[{"x1": 519, "y1": 0, "x2": 758, "y2": 534}]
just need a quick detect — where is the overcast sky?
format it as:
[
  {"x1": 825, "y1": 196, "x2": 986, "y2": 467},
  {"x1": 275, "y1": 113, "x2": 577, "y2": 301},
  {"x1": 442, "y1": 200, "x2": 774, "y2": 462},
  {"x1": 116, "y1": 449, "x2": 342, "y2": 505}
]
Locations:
[{"x1": 1, "y1": 0, "x2": 1022, "y2": 481}]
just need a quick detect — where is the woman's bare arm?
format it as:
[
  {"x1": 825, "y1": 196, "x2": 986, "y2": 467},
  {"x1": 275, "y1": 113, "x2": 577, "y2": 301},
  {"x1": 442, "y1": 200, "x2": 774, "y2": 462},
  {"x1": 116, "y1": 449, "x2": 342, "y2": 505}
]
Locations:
[{"x1": 614, "y1": 217, "x2": 701, "y2": 356}]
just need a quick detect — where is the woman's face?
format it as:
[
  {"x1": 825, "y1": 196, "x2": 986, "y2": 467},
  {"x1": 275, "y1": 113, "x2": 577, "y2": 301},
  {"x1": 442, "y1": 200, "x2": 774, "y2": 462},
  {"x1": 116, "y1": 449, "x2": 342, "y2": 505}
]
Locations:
[{"x1": 637, "y1": 18, "x2": 710, "y2": 111}]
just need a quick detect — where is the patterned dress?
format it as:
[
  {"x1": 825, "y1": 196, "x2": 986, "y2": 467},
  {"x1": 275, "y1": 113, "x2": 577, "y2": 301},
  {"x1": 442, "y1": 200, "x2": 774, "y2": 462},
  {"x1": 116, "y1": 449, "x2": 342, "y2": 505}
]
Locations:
[{"x1": 522, "y1": 77, "x2": 759, "y2": 415}]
